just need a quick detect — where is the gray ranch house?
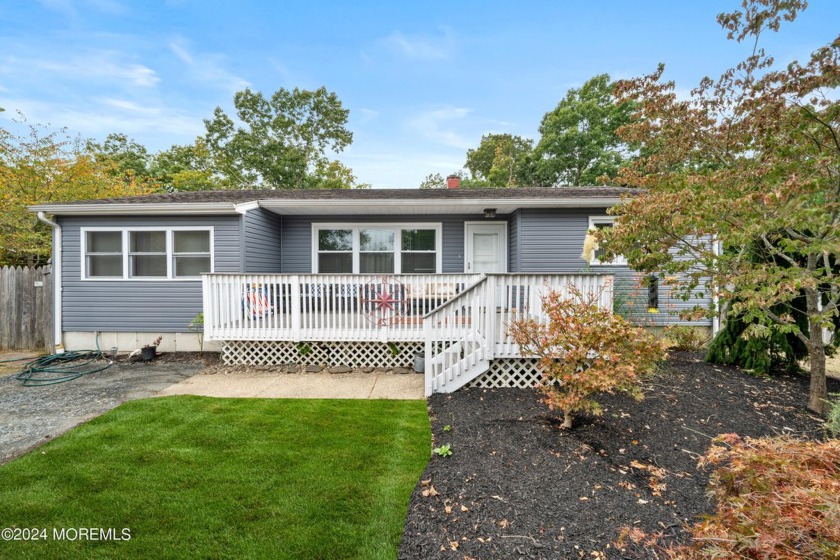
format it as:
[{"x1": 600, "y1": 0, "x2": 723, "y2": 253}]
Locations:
[{"x1": 30, "y1": 185, "x2": 712, "y2": 395}]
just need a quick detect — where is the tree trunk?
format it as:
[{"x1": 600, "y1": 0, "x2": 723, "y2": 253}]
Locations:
[
  {"x1": 805, "y1": 287, "x2": 828, "y2": 416},
  {"x1": 562, "y1": 410, "x2": 574, "y2": 429}
]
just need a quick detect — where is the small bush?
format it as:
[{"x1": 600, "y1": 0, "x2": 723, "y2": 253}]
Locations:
[
  {"x1": 509, "y1": 287, "x2": 667, "y2": 429},
  {"x1": 662, "y1": 325, "x2": 710, "y2": 351},
  {"x1": 619, "y1": 434, "x2": 840, "y2": 559}
]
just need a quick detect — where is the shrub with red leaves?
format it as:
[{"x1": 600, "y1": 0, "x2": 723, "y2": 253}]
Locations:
[
  {"x1": 509, "y1": 286, "x2": 666, "y2": 429},
  {"x1": 619, "y1": 435, "x2": 840, "y2": 559}
]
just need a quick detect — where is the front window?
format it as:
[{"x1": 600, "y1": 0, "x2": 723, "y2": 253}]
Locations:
[
  {"x1": 82, "y1": 228, "x2": 213, "y2": 280},
  {"x1": 86, "y1": 231, "x2": 123, "y2": 278},
  {"x1": 313, "y1": 224, "x2": 441, "y2": 273},
  {"x1": 318, "y1": 229, "x2": 353, "y2": 273},
  {"x1": 360, "y1": 229, "x2": 395, "y2": 273},
  {"x1": 174, "y1": 231, "x2": 212, "y2": 278},
  {"x1": 129, "y1": 231, "x2": 167, "y2": 278},
  {"x1": 401, "y1": 229, "x2": 436, "y2": 273}
]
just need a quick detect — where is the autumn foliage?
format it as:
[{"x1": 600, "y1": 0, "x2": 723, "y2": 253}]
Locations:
[
  {"x1": 0, "y1": 115, "x2": 156, "y2": 266},
  {"x1": 620, "y1": 434, "x2": 840, "y2": 559},
  {"x1": 599, "y1": 0, "x2": 840, "y2": 414},
  {"x1": 509, "y1": 287, "x2": 666, "y2": 429}
]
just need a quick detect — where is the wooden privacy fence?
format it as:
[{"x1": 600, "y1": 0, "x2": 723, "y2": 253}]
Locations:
[{"x1": 0, "y1": 265, "x2": 53, "y2": 351}]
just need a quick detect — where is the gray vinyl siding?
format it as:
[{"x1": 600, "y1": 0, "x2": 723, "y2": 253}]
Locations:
[
  {"x1": 59, "y1": 215, "x2": 241, "y2": 332},
  {"x1": 508, "y1": 210, "x2": 521, "y2": 273},
  {"x1": 280, "y1": 214, "x2": 506, "y2": 274},
  {"x1": 243, "y1": 207, "x2": 282, "y2": 272},
  {"x1": 516, "y1": 208, "x2": 711, "y2": 326}
]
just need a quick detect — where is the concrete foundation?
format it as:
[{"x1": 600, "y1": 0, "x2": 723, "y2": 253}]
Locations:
[{"x1": 62, "y1": 332, "x2": 220, "y2": 354}]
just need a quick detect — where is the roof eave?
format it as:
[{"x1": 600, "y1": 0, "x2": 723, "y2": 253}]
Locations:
[
  {"x1": 27, "y1": 202, "x2": 248, "y2": 216},
  {"x1": 28, "y1": 195, "x2": 627, "y2": 216},
  {"x1": 257, "y1": 197, "x2": 626, "y2": 215}
]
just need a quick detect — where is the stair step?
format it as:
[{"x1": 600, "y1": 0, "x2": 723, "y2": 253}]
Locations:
[{"x1": 432, "y1": 357, "x2": 490, "y2": 394}]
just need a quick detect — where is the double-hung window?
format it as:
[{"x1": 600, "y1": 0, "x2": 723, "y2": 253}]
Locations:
[
  {"x1": 313, "y1": 224, "x2": 441, "y2": 273},
  {"x1": 82, "y1": 227, "x2": 213, "y2": 280},
  {"x1": 85, "y1": 231, "x2": 123, "y2": 278}
]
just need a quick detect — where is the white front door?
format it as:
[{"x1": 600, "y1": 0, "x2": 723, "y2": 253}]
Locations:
[{"x1": 465, "y1": 223, "x2": 507, "y2": 273}]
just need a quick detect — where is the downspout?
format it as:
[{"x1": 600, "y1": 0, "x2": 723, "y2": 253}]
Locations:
[{"x1": 37, "y1": 212, "x2": 62, "y2": 351}]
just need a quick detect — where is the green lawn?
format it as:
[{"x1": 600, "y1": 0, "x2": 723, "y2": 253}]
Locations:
[{"x1": 0, "y1": 396, "x2": 430, "y2": 559}]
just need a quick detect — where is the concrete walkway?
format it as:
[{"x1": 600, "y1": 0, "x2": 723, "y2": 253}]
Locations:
[{"x1": 157, "y1": 372, "x2": 425, "y2": 400}]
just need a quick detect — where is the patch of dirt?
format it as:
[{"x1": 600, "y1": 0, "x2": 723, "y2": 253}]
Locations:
[
  {"x1": 399, "y1": 352, "x2": 837, "y2": 559},
  {"x1": 0, "y1": 350, "x2": 43, "y2": 376},
  {"x1": 150, "y1": 351, "x2": 220, "y2": 367}
]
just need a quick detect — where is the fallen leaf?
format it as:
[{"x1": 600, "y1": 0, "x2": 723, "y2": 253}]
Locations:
[
  {"x1": 444, "y1": 505, "x2": 453, "y2": 514},
  {"x1": 499, "y1": 519, "x2": 510, "y2": 529},
  {"x1": 422, "y1": 485, "x2": 440, "y2": 498},
  {"x1": 461, "y1": 505, "x2": 469, "y2": 512}
]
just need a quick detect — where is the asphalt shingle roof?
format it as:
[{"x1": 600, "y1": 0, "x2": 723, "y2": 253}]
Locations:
[{"x1": 53, "y1": 186, "x2": 637, "y2": 206}]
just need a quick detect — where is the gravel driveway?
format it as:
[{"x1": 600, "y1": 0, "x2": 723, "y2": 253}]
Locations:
[{"x1": 0, "y1": 356, "x2": 204, "y2": 464}]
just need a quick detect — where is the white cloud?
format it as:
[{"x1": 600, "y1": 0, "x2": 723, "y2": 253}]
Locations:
[
  {"x1": 383, "y1": 31, "x2": 451, "y2": 60},
  {"x1": 0, "y1": 51, "x2": 160, "y2": 88},
  {"x1": 406, "y1": 105, "x2": 473, "y2": 149},
  {"x1": 98, "y1": 97, "x2": 161, "y2": 114},
  {"x1": 355, "y1": 108, "x2": 380, "y2": 123},
  {"x1": 0, "y1": 94, "x2": 203, "y2": 146},
  {"x1": 168, "y1": 39, "x2": 250, "y2": 94}
]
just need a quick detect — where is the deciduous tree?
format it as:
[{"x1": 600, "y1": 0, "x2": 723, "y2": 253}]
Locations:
[
  {"x1": 600, "y1": 0, "x2": 839, "y2": 414},
  {"x1": 525, "y1": 74, "x2": 634, "y2": 187},
  {"x1": 418, "y1": 172, "x2": 445, "y2": 190},
  {"x1": 203, "y1": 86, "x2": 356, "y2": 189},
  {"x1": 464, "y1": 133, "x2": 533, "y2": 187},
  {"x1": 0, "y1": 112, "x2": 155, "y2": 265}
]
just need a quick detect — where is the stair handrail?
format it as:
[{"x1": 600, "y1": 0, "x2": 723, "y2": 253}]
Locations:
[
  {"x1": 424, "y1": 274, "x2": 492, "y2": 396},
  {"x1": 422, "y1": 274, "x2": 488, "y2": 319}
]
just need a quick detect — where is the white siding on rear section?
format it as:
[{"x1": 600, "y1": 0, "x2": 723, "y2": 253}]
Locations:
[
  {"x1": 60, "y1": 215, "x2": 242, "y2": 333},
  {"x1": 516, "y1": 208, "x2": 712, "y2": 326}
]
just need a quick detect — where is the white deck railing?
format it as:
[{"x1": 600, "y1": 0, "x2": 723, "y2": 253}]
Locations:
[
  {"x1": 202, "y1": 273, "x2": 482, "y2": 342},
  {"x1": 203, "y1": 273, "x2": 613, "y2": 347}
]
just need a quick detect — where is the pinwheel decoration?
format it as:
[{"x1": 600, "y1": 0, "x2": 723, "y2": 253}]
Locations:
[{"x1": 360, "y1": 276, "x2": 407, "y2": 326}]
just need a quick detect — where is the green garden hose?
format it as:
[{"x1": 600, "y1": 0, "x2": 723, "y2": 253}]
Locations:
[{"x1": 14, "y1": 337, "x2": 113, "y2": 386}]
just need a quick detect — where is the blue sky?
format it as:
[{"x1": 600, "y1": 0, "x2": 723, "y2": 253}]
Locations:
[{"x1": 1, "y1": 1, "x2": 838, "y2": 188}]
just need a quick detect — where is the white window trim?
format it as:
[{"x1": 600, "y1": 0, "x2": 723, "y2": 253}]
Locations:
[
  {"x1": 81, "y1": 226, "x2": 215, "y2": 281},
  {"x1": 587, "y1": 216, "x2": 627, "y2": 266},
  {"x1": 311, "y1": 223, "x2": 443, "y2": 274}
]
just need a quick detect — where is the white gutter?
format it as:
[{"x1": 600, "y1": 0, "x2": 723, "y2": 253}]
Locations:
[
  {"x1": 28, "y1": 202, "x2": 242, "y2": 216},
  {"x1": 257, "y1": 196, "x2": 626, "y2": 213},
  {"x1": 30, "y1": 196, "x2": 630, "y2": 217},
  {"x1": 37, "y1": 212, "x2": 62, "y2": 351}
]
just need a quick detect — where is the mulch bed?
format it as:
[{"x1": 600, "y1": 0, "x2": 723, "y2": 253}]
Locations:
[{"x1": 399, "y1": 352, "x2": 837, "y2": 559}]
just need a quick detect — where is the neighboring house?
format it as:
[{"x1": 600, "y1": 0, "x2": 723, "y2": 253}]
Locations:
[{"x1": 30, "y1": 183, "x2": 712, "y2": 394}]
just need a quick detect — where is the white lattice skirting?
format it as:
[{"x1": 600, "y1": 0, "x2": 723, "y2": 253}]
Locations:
[
  {"x1": 468, "y1": 358, "x2": 543, "y2": 389},
  {"x1": 221, "y1": 340, "x2": 423, "y2": 368}
]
